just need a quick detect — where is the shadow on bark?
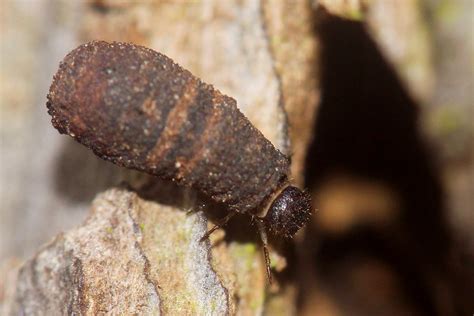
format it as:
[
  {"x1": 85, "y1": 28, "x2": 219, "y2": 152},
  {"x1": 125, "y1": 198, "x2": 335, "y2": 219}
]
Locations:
[{"x1": 300, "y1": 7, "x2": 472, "y2": 316}]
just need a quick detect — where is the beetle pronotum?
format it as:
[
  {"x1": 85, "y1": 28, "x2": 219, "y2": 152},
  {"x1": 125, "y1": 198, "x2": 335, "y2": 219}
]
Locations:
[{"x1": 47, "y1": 41, "x2": 312, "y2": 282}]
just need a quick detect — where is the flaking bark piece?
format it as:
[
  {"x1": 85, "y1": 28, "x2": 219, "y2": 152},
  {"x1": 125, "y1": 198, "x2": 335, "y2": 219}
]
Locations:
[
  {"x1": 47, "y1": 41, "x2": 290, "y2": 214},
  {"x1": 11, "y1": 188, "x2": 267, "y2": 315}
]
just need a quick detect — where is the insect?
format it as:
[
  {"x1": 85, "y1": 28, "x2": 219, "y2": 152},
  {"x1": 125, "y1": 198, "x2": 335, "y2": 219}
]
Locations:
[{"x1": 47, "y1": 41, "x2": 312, "y2": 282}]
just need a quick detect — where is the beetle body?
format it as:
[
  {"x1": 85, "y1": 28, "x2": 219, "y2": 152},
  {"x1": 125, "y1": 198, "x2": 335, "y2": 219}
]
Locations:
[
  {"x1": 47, "y1": 41, "x2": 312, "y2": 280},
  {"x1": 48, "y1": 41, "x2": 290, "y2": 214}
]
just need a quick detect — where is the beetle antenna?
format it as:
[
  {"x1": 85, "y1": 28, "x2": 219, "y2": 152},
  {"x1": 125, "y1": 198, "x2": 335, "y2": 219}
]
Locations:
[{"x1": 255, "y1": 219, "x2": 273, "y2": 284}]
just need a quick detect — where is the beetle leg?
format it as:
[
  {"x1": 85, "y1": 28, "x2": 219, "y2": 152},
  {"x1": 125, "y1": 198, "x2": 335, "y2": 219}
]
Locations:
[
  {"x1": 200, "y1": 210, "x2": 237, "y2": 242},
  {"x1": 185, "y1": 202, "x2": 206, "y2": 215},
  {"x1": 255, "y1": 219, "x2": 273, "y2": 284}
]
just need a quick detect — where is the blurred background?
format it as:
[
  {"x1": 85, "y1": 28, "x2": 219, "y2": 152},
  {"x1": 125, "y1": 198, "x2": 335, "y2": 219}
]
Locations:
[
  {"x1": 1, "y1": 0, "x2": 472, "y2": 315},
  {"x1": 301, "y1": 4, "x2": 473, "y2": 315}
]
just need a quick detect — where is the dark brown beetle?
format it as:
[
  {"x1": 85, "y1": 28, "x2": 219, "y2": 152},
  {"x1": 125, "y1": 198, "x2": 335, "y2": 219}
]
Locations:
[{"x1": 47, "y1": 41, "x2": 312, "y2": 282}]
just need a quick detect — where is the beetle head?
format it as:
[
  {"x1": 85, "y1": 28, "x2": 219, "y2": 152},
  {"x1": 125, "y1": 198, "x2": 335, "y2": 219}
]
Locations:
[{"x1": 263, "y1": 186, "x2": 312, "y2": 238}]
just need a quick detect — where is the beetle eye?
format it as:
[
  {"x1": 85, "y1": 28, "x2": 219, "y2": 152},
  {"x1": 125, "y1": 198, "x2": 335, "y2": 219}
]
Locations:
[{"x1": 263, "y1": 186, "x2": 312, "y2": 238}]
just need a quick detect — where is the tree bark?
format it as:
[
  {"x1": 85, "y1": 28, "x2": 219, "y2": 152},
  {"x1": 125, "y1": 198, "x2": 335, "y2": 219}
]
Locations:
[{"x1": 1, "y1": 1, "x2": 318, "y2": 315}]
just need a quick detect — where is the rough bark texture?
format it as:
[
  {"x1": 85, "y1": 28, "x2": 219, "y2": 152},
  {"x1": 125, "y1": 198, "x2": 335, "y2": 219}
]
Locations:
[
  {"x1": 1, "y1": 1, "x2": 318, "y2": 315},
  {"x1": 262, "y1": 0, "x2": 320, "y2": 186},
  {"x1": 8, "y1": 188, "x2": 269, "y2": 315}
]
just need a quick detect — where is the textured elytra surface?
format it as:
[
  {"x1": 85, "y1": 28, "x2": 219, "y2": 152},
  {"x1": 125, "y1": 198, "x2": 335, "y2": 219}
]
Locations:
[{"x1": 47, "y1": 41, "x2": 290, "y2": 215}]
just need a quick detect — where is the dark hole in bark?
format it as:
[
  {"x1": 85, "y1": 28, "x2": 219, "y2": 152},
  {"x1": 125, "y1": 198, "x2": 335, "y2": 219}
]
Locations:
[{"x1": 299, "y1": 7, "x2": 470, "y2": 316}]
